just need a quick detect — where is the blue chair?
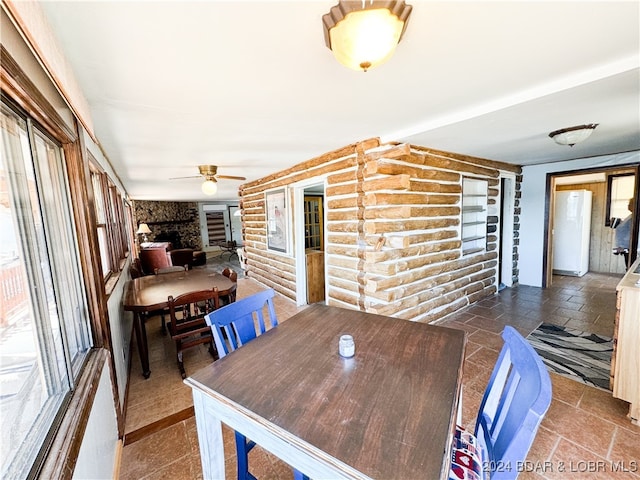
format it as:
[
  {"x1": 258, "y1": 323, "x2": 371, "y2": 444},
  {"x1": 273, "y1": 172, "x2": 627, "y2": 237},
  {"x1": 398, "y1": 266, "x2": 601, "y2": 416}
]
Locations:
[
  {"x1": 449, "y1": 326, "x2": 552, "y2": 480},
  {"x1": 205, "y1": 289, "x2": 309, "y2": 480},
  {"x1": 205, "y1": 288, "x2": 277, "y2": 358}
]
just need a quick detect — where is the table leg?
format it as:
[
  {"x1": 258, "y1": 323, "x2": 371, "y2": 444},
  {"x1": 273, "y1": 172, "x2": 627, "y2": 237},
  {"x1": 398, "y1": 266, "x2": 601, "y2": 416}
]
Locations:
[
  {"x1": 133, "y1": 312, "x2": 151, "y2": 378},
  {"x1": 192, "y1": 389, "x2": 225, "y2": 479}
]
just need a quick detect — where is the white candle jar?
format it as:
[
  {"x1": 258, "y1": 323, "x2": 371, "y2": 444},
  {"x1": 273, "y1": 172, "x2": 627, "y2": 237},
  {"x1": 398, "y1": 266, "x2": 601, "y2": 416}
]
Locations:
[{"x1": 339, "y1": 334, "x2": 355, "y2": 358}]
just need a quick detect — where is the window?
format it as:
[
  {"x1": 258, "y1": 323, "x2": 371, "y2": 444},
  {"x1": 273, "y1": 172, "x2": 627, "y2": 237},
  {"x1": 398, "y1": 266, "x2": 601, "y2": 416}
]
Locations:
[
  {"x1": 605, "y1": 173, "x2": 635, "y2": 226},
  {"x1": 461, "y1": 177, "x2": 488, "y2": 255},
  {"x1": 90, "y1": 161, "x2": 130, "y2": 281},
  {"x1": 0, "y1": 101, "x2": 92, "y2": 478},
  {"x1": 304, "y1": 196, "x2": 323, "y2": 250},
  {"x1": 206, "y1": 211, "x2": 226, "y2": 245}
]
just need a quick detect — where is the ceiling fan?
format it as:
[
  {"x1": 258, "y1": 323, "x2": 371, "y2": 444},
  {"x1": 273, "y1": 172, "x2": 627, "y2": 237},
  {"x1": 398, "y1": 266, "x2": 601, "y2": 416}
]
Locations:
[{"x1": 170, "y1": 165, "x2": 247, "y2": 195}]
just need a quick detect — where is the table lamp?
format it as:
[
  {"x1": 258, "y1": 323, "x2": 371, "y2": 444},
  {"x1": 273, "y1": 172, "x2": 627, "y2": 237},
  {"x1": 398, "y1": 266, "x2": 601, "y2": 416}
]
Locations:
[{"x1": 136, "y1": 223, "x2": 151, "y2": 243}]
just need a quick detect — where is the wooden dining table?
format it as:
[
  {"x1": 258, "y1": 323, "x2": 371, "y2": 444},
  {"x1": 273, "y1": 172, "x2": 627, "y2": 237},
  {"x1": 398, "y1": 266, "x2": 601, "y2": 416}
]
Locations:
[
  {"x1": 123, "y1": 266, "x2": 236, "y2": 378},
  {"x1": 185, "y1": 303, "x2": 466, "y2": 479}
]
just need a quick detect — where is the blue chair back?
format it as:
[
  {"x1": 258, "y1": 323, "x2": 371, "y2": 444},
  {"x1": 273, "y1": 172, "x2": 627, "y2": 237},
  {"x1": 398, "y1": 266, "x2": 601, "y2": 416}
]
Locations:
[
  {"x1": 476, "y1": 326, "x2": 552, "y2": 479},
  {"x1": 204, "y1": 288, "x2": 278, "y2": 358}
]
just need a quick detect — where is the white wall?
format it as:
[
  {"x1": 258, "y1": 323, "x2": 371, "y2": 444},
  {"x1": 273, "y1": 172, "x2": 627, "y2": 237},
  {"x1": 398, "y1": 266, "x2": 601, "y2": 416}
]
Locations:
[
  {"x1": 519, "y1": 151, "x2": 639, "y2": 286},
  {"x1": 107, "y1": 265, "x2": 133, "y2": 406},
  {"x1": 72, "y1": 359, "x2": 119, "y2": 479}
]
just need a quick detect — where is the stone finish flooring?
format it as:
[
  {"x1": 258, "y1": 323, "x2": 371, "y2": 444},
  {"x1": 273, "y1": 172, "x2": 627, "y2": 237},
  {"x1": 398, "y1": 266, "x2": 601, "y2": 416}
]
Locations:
[{"x1": 119, "y1": 272, "x2": 640, "y2": 480}]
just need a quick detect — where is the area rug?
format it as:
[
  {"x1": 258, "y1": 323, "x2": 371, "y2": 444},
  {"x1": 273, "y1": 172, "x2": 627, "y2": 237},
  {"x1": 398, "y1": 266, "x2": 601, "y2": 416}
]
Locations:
[{"x1": 527, "y1": 323, "x2": 613, "y2": 390}]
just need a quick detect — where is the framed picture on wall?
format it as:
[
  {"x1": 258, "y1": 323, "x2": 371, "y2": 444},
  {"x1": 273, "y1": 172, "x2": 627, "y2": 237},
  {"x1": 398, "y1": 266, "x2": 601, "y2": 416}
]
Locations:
[{"x1": 266, "y1": 188, "x2": 287, "y2": 253}]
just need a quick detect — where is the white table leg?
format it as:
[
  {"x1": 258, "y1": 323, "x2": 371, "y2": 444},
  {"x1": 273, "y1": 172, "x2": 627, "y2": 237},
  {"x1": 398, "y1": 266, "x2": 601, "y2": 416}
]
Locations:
[{"x1": 193, "y1": 389, "x2": 225, "y2": 480}]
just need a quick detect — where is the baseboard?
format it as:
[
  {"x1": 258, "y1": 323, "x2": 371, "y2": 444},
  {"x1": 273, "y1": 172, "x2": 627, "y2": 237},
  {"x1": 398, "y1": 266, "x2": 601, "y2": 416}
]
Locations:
[{"x1": 123, "y1": 406, "x2": 195, "y2": 446}]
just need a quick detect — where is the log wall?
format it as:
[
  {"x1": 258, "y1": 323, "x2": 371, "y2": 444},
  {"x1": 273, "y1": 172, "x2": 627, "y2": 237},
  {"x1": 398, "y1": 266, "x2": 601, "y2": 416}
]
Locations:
[{"x1": 240, "y1": 138, "x2": 522, "y2": 324}]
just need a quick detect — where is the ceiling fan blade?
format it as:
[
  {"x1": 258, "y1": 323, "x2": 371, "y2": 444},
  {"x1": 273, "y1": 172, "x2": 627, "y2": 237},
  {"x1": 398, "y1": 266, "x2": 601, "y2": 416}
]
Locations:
[
  {"x1": 216, "y1": 175, "x2": 247, "y2": 181},
  {"x1": 169, "y1": 175, "x2": 202, "y2": 180}
]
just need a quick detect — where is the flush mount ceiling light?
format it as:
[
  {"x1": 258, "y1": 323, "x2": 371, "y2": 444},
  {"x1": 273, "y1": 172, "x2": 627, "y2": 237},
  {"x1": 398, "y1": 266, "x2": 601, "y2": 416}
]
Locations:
[
  {"x1": 322, "y1": 0, "x2": 412, "y2": 72},
  {"x1": 548, "y1": 124, "x2": 599, "y2": 147}
]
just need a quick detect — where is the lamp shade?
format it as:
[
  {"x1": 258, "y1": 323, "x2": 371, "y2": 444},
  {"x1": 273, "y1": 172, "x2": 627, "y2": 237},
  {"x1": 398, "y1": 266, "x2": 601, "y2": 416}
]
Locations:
[
  {"x1": 323, "y1": 1, "x2": 412, "y2": 72},
  {"x1": 549, "y1": 124, "x2": 598, "y2": 147},
  {"x1": 201, "y1": 179, "x2": 218, "y2": 195},
  {"x1": 136, "y1": 223, "x2": 151, "y2": 235}
]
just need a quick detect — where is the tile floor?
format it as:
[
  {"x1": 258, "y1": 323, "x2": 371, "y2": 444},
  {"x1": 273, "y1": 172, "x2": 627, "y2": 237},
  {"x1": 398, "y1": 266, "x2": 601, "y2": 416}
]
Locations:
[{"x1": 119, "y1": 271, "x2": 640, "y2": 480}]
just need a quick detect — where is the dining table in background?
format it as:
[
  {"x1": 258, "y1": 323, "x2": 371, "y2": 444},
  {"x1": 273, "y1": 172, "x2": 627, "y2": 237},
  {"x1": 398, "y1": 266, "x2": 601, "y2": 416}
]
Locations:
[
  {"x1": 185, "y1": 303, "x2": 467, "y2": 480},
  {"x1": 123, "y1": 266, "x2": 236, "y2": 378}
]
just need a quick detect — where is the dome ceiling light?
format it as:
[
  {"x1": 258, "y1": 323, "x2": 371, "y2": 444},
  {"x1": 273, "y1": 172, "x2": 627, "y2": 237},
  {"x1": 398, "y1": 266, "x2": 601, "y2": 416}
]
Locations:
[
  {"x1": 548, "y1": 124, "x2": 599, "y2": 147},
  {"x1": 322, "y1": 0, "x2": 413, "y2": 72}
]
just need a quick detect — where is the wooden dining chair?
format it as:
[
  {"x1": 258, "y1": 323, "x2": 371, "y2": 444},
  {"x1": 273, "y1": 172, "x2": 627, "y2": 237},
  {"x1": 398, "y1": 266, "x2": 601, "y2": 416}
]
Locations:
[
  {"x1": 129, "y1": 258, "x2": 144, "y2": 279},
  {"x1": 167, "y1": 288, "x2": 220, "y2": 379},
  {"x1": 204, "y1": 288, "x2": 308, "y2": 480},
  {"x1": 220, "y1": 267, "x2": 238, "y2": 305},
  {"x1": 168, "y1": 248, "x2": 195, "y2": 270},
  {"x1": 151, "y1": 265, "x2": 188, "y2": 332},
  {"x1": 449, "y1": 326, "x2": 552, "y2": 480}
]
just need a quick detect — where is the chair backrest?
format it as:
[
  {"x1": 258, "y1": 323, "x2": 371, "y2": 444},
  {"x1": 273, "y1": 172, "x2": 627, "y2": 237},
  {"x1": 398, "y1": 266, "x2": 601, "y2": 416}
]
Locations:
[
  {"x1": 167, "y1": 288, "x2": 220, "y2": 337},
  {"x1": 204, "y1": 288, "x2": 278, "y2": 357},
  {"x1": 155, "y1": 265, "x2": 187, "y2": 275},
  {"x1": 129, "y1": 258, "x2": 144, "y2": 279},
  {"x1": 237, "y1": 247, "x2": 248, "y2": 271},
  {"x1": 169, "y1": 248, "x2": 194, "y2": 269},
  {"x1": 222, "y1": 267, "x2": 238, "y2": 282},
  {"x1": 475, "y1": 326, "x2": 552, "y2": 479},
  {"x1": 139, "y1": 247, "x2": 171, "y2": 275}
]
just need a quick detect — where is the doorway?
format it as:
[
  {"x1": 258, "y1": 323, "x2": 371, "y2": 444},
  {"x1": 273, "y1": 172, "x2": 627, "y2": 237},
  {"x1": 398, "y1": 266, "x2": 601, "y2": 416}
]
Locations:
[
  {"x1": 498, "y1": 174, "x2": 516, "y2": 290},
  {"x1": 544, "y1": 165, "x2": 639, "y2": 287},
  {"x1": 293, "y1": 181, "x2": 326, "y2": 306},
  {"x1": 228, "y1": 205, "x2": 243, "y2": 246}
]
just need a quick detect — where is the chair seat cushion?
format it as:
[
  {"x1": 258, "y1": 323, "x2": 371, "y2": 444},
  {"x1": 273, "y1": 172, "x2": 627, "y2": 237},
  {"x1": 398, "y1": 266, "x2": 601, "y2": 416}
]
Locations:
[{"x1": 449, "y1": 425, "x2": 484, "y2": 480}]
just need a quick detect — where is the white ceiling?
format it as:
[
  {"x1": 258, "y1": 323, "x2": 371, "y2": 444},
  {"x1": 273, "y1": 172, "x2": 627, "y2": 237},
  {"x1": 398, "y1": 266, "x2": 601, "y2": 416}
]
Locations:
[{"x1": 40, "y1": 1, "x2": 640, "y2": 202}]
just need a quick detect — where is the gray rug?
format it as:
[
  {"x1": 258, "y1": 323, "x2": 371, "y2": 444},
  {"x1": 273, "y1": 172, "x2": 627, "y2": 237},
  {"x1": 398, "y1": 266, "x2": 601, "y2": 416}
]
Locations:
[{"x1": 527, "y1": 323, "x2": 613, "y2": 390}]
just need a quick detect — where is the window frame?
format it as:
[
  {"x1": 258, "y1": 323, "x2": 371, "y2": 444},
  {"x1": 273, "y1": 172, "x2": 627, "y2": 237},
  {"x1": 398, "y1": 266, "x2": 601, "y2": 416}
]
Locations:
[
  {"x1": 1, "y1": 44, "x2": 119, "y2": 479},
  {"x1": 604, "y1": 172, "x2": 635, "y2": 227},
  {"x1": 1, "y1": 98, "x2": 93, "y2": 479},
  {"x1": 89, "y1": 161, "x2": 130, "y2": 283}
]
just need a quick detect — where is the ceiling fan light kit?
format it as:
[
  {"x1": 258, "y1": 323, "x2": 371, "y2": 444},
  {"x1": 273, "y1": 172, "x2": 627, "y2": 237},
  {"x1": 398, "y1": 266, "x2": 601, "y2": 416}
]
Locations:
[
  {"x1": 170, "y1": 164, "x2": 246, "y2": 196},
  {"x1": 322, "y1": 0, "x2": 412, "y2": 72},
  {"x1": 201, "y1": 179, "x2": 218, "y2": 195},
  {"x1": 199, "y1": 165, "x2": 218, "y2": 195},
  {"x1": 548, "y1": 124, "x2": 599, "y2": 147}
]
